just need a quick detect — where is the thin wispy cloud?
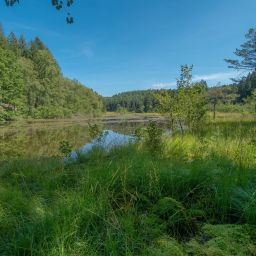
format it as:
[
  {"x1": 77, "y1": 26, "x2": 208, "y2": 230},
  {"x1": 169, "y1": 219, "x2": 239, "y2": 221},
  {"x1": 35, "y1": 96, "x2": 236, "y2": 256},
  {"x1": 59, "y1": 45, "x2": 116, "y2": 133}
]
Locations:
[
  {"x1": 59, "y1": 41, "x2": 95, "y2": 60},
  {"x1": 193, "y1": 71, "x2": 238, "y2": 82},
  {"x1": 151, "y1": 71, "x2": 239, "y2": 90}
]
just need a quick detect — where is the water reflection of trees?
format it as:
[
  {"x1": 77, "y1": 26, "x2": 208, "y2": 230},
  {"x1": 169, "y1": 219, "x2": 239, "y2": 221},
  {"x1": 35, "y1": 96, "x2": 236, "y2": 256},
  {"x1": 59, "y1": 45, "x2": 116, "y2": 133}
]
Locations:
[
  {"x1": 0, "y1": 124, "x2": 89, "y2": 159},
  {"x1": 0, "y1": 121, "x2": 168, "y2": 159},
  {"x1": 0, "y1": 123, "x2": 133, "y2": 159}
]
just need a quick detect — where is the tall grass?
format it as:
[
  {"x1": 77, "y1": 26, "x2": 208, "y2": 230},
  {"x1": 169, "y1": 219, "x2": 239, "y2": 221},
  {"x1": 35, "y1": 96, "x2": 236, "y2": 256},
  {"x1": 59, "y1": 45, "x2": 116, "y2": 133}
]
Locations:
[{"x1": 0, "y1": 121, "x2": 256, "y2": 255}]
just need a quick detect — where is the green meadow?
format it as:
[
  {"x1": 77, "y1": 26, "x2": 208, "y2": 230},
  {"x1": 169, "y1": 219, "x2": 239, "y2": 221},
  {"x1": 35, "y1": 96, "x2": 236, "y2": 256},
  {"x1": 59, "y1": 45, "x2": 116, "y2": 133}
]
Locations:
[{"x1": 0, "y1": 118, "x2": 256, "y2": 255}]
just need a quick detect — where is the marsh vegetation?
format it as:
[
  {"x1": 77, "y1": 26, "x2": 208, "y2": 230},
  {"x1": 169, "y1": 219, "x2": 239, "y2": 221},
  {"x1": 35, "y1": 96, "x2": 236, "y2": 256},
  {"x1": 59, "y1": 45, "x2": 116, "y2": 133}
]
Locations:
[{"x1": 0, "y1": 117, "x2": 256, "y2": 255}]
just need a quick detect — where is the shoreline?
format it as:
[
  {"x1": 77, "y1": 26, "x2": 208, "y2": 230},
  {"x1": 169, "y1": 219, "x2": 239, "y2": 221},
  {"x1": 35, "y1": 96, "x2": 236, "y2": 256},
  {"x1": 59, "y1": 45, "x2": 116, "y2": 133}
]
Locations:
[
  {"x1": 0, "y1": 112, "x2": 166, "y2": 129},
  {"x1": 0, "y1": 111, "x2": 255, "y2": 129}
]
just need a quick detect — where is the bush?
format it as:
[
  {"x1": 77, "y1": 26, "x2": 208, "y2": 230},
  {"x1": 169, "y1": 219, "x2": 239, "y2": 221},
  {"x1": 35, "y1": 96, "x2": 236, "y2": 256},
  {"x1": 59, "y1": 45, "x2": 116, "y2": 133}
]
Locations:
[
  {"x1": 58, "y1": 140, "x2": 72, "y2": 157},
  {"x1": 88, "y1": 123, "x2": 103, "y2": 140},
  {"x1": 144, "y1": 121, "x2": 163, "y2": 155}
]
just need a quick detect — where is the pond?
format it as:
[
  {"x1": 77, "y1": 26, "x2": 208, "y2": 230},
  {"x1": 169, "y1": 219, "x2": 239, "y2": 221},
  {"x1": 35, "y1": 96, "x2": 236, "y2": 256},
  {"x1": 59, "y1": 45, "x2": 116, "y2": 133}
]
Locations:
[
  {"x1": 0, "y1": 117, "x2": 168, "y2": 159},
  {"x1": 69, "y1": 130, "x2": 136, "y2": 159}
]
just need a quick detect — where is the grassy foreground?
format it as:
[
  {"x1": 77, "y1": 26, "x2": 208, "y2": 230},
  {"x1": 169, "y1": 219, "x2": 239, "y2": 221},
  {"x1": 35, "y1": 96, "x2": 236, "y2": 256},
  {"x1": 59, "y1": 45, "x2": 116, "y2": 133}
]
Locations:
[{"x1": 0, "y1": 121, "x2": 256, "y2": 255}]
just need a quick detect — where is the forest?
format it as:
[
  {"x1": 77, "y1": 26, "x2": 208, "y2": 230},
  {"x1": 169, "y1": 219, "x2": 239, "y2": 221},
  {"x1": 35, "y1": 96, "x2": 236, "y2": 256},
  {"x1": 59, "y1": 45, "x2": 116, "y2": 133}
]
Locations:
[
  {"x1": 105, "y1": 73, "x2": 256, "y2": 114},
  {"x1": 104, "y1": 90, "x2": 160, "y2": 113},
  {"x1": 0, "y1": 26, "x2": 104, "y2": 121}
]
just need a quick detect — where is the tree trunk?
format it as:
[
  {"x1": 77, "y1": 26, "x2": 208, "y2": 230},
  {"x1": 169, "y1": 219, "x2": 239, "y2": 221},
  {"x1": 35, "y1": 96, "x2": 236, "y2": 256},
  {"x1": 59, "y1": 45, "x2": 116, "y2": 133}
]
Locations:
[{"x1": 213, "y1": 103, "x2": 216, "y2": 120}]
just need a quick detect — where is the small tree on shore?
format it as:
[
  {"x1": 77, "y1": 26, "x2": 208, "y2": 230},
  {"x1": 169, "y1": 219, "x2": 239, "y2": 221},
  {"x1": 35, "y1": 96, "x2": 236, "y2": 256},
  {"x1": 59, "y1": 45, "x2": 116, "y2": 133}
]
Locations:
[
  {"x1": 157, "y1": 65, "x2": 207, "y2": 132},
  {"x1": 208, "y1": 86, "x2": 224, "y2": 120}
]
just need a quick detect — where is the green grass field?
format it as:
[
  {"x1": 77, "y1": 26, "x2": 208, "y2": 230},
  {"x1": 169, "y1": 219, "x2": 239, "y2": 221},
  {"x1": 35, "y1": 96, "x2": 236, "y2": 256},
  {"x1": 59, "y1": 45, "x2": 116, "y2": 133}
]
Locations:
[{"x1": 0, "y1": 119, "x2": 256, "y2": 255}]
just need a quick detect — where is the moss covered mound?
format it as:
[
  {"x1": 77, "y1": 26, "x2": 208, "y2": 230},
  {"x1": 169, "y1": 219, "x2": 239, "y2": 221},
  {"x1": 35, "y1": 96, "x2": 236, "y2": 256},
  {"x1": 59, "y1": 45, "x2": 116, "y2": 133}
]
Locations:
[{"x1": 144, "y1": 224, "x2": 256, "y2": 256}]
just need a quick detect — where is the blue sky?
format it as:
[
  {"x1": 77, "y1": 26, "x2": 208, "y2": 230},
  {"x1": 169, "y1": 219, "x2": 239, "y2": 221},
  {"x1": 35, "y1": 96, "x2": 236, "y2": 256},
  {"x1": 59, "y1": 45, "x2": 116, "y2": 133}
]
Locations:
[{"x1": 0, "y1": 0, "x2": 255, "y2": 96}]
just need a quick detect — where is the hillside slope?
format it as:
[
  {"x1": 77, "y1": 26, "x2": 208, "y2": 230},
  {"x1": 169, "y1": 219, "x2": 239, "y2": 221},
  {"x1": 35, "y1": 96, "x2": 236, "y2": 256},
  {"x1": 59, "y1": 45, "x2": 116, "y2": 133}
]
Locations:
[{"x1": 0, "y1": 27, "x2": 104, "y2": 121}]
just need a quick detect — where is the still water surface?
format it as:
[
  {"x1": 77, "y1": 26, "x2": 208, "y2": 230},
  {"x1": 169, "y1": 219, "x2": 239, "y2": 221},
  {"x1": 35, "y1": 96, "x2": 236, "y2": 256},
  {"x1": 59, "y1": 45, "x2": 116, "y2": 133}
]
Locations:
[
  {"x1": 0, "y1": 119, "x2": 167, "y2": 159},
  {"x1": 69, "y1": 130, "x2": 136, "y2": 159}
]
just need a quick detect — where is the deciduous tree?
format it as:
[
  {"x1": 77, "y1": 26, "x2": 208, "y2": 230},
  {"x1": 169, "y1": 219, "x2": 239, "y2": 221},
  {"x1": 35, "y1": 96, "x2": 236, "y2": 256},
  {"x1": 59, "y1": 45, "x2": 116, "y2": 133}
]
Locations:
[{"x1": 157, "y1": 65, "x2": 207, "y2": 132}]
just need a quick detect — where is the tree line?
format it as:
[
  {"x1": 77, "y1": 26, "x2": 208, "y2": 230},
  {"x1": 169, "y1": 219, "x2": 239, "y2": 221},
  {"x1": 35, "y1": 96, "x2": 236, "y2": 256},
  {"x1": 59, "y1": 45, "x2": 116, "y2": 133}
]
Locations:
[
  {"x1": 103, "y1": 83, "x2": 237, "y2": 114},
  {"x1": 105, "y1": 73, "x2": 256, "y2": 116},
  {"x1": 105, "y1": 74, "x2": 256, "y2": 115},
  {"x1": 104, "y1": 90, "x2": 160, "y2": 113},
  {"x1": 0, "y1": 25, "x2": 104, "y2": 121}
]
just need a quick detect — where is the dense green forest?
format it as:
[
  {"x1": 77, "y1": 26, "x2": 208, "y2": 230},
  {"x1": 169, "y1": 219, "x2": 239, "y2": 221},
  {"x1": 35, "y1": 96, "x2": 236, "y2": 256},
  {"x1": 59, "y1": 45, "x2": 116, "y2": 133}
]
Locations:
[
  {"x1": 104, "y1": 90, "x2": 160, "y2": 112},
  {"x1": 0, "y1": 26, "x2": 104, "y2": 121},
  {"x1": 105, "y1": 73, "x2": 256, "y2": 113}
]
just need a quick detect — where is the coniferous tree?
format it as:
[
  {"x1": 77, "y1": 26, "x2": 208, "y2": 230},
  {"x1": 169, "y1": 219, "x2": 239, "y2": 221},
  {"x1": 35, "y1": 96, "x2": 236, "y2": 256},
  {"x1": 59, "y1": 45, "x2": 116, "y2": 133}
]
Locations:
[
  {"x1": 18, "y1": 34, "x2": 27, "y2": 56},
  {"x1": 225, "y1": 28, "x2": 256, "y2": 102},
  {"x1": 0, "y1": 24, "x2": 3, "y2": 35},
  {"x1": 30, "y1": 37, "x2": 46, "y2": 53},
  {"x1": 0, "y1": 24, "x2": 7, "y2": 48},
  {"x1": 7, "y1": 32, "x2": 19, "y2": 55},
  {"x1": 237, "y1": 72, "x2": 256, "y2": 101},
  {"x1": 225, "y1": 28, "x2": 256, "y2": 72}
]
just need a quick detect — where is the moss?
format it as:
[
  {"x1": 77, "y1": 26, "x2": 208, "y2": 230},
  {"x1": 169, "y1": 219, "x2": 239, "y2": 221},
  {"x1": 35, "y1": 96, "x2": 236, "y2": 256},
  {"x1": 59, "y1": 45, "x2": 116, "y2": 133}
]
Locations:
[
  {"x1": 138, "y1": 214, "x2": 167, "y2": 240},
  {"x1": 152, "y1": 197, "x2": 200, "y2": 237},
  {"x1": 152, "y1": 197, "x2": 185, "y2": 220},
  {"x1": 185, "y1": 224, "x2": 256, "y2": 256},
  {"x1": 142, "y1": 236, "x2": 184, "y2": 256}
]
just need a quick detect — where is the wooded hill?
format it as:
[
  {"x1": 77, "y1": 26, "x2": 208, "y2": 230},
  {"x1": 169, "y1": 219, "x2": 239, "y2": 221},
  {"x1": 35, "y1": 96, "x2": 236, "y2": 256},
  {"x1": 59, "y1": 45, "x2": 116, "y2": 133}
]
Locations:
[
  {"x1": 0, "y1": 26, "x2": 104, "y2": 121},
  {"x1": 104, "y1": 90, "x2": 160, "y2": 113},
  {"x1": 105, "y1": 73, "x2": 256, "y2": 113}
]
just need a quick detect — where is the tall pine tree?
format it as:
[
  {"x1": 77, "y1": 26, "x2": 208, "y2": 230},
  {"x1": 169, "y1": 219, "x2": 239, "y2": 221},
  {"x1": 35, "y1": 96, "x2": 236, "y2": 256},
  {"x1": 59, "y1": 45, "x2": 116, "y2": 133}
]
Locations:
[{"x1": 225, "y1": 28, "x2": 256, "y2": 72}]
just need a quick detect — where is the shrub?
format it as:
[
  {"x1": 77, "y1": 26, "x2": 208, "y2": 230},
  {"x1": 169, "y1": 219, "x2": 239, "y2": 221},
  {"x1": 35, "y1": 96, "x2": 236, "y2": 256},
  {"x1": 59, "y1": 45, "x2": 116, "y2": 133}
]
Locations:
[
  {"x1": 58, "y1": 140, "x2": 72, "y2": 157},
  {"x1": 144, "y1": 121, "x2": 163, "y2": 155},
  {"x1": 88, "y1": 123, "x2": 103, "y2": 140}
]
